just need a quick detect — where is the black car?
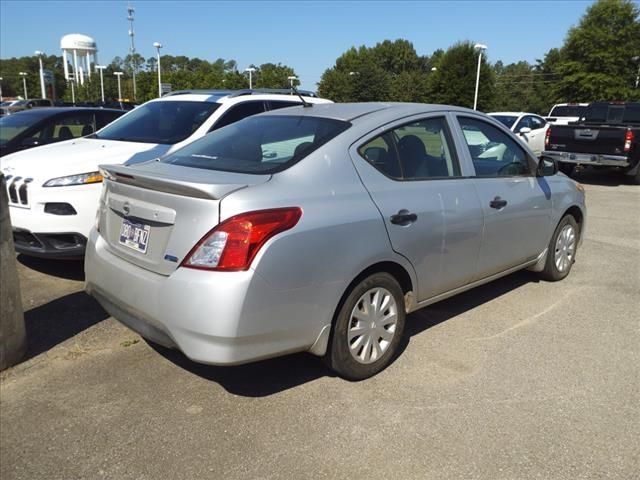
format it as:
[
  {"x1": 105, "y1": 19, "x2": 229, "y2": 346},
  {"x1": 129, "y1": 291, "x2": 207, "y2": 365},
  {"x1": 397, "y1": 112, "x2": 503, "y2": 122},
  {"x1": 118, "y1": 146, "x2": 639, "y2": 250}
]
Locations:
[{"x1": 0, "y1": 107, "x2": 126, "y2": 157}]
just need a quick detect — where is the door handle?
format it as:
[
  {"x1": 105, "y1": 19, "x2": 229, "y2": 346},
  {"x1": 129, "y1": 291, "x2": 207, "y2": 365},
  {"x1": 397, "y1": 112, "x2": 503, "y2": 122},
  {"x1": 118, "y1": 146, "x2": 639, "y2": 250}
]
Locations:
[
  {"x1": 390, "y1": 209, "x2": 418, "y2": 226},
  {"x1": 489, "y1": 197, "x2": 508, "y2": 209}
]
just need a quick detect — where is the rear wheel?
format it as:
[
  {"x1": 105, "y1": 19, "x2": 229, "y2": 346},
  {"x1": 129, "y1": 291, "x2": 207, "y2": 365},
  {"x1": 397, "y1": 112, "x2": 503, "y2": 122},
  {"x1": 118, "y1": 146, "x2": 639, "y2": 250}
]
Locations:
[
  {"x1": 559, "y1": 163, "x2": 575, "y2": 177},
  {"x1": 539, "y1": 215, "x2": 579, "y2": 281},
  {"x1": 325, "y1": 273, "x2": 406, "y2": 380}
]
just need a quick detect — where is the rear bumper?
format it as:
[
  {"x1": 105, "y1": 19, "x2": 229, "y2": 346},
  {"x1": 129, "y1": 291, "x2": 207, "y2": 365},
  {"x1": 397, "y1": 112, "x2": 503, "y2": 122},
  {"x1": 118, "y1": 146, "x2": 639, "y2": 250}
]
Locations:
[
  {"x1": 84, "y1": 230, "x2": 327, "y2": 365},
  {"x1": 13, "y1": 228, "x2": 86, "y2": 258},
  {"x1": 543, "y1": 151, "x2": 630, "y2": 167}
]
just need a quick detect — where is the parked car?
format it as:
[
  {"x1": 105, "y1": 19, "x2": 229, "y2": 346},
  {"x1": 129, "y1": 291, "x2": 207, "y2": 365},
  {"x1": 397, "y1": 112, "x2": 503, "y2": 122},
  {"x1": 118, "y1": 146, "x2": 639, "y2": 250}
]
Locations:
[
  {"x1": 545, "y1": 103, "x2": 589, "y2": 125},
  {"x1": 489, "y1": 111, "x2": 549, "y2": 156},
  {"x1": 0, "y1": 107, "x2": 125, "y2": 157},
  {"x1": 0, "y1": 98, "x2": 54, "y2": 116},
  {"x1": 543, "y1": 102, "x2": 640, "y2": 183},
  {"x1": 84, "y1": 103, "x2": 586, "y2": 380},
  {"x1": 0, "y1": 89, "x2": 331, "y2": 258}
]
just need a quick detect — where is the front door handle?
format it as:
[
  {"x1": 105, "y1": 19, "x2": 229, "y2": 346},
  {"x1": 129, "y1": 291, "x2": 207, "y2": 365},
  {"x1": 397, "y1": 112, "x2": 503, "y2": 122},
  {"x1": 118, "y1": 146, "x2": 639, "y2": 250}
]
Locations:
[
  {"x1": 390, "y1": 209, "x2": 418, "y2": 226},
  {"x1": 490, "y1": 197, "x2": 508, "y2": 209}
]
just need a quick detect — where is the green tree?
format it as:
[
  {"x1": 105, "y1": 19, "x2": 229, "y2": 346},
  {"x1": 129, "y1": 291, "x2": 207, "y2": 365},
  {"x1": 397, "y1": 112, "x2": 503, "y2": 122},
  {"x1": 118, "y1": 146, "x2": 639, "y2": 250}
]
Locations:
[
  {"x1": 429, "y1": 42, "x2": 495, "y2": 111},
  {"x1": 555, "y1": 0, "x2": 640, "y2": 101}
]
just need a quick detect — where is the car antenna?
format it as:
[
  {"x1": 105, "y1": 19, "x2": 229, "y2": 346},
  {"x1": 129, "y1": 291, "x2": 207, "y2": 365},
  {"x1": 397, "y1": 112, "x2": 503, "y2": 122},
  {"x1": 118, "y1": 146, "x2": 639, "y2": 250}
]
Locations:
[{"x1": 291, "y1": 85, "x2": 312, "y2": 108}]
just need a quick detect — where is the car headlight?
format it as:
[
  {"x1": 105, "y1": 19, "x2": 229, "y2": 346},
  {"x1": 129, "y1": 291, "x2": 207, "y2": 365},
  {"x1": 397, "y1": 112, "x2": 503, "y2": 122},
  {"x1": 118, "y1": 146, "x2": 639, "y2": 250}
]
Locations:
[{"x1": 43, "y1": 171, "x2": 103, "y2": 187}]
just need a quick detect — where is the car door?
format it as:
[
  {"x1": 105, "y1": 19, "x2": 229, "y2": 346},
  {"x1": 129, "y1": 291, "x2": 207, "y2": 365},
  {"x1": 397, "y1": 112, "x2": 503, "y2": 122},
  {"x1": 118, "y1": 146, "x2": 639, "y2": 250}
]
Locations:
[
  {"x1": 453, "y1": 114, "x2": 552, "y2": 279},
  {"x1": 527, "y1": 115, "x2": 548, "y2": 156},
  {"x1": 350, "y1": 114, "x2": 484, "y2": 301}
]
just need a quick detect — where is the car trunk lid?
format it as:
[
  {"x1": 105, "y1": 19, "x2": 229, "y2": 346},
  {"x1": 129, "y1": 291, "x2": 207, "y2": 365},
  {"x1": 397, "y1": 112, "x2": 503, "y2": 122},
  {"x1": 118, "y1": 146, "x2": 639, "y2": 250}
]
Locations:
[{"x1": 99, "y1": 163, "x2": 270, "y2": 275}]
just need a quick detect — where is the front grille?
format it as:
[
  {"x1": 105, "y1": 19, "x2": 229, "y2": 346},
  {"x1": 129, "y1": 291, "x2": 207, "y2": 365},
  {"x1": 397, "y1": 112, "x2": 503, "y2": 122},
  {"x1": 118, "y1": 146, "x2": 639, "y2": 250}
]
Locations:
[{"x1": 5, "y1": 176, "x2": 33, "y2": 207}]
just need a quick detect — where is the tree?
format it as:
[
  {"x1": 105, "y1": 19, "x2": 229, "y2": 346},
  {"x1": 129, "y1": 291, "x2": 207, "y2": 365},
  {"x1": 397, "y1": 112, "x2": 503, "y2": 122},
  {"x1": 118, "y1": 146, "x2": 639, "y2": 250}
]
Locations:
[
  {"x1": 555, "y1": 0, "x2": 640, "y2": 101},
  {"x1": 429, "y1": 42, "x2": 495, "y2": 111}
]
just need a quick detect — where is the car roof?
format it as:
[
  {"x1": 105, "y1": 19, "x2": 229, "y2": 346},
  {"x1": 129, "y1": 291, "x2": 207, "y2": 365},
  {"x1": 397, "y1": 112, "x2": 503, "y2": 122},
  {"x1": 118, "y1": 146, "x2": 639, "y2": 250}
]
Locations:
[
  {"x1": 488, "y1": 112, "x2": 536, "y2": 117},
  {"x1": 149, "y1": 90, "x2": 326, "y2": 105},
  {"x1": 259, "y1": 102, "x2": 479, "y2": 122},
  {"x1": 2, "y1": 106, "x2": 123, "y2": 119}
]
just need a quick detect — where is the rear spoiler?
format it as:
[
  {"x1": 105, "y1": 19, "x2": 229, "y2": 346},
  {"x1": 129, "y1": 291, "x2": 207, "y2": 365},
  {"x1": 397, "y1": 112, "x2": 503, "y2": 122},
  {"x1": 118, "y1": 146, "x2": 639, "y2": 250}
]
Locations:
[{"x1": 100, "y1": 164, "x2": 257, "y2": 200}]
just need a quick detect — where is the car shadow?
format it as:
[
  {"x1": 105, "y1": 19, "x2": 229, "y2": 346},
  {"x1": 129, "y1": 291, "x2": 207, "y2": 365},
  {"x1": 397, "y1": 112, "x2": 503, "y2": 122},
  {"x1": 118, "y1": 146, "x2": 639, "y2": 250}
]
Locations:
[
  {"x1": 150, "y1": 270, "x2": 537, "y2": 397},
  {"x1": 570, "y1": 167, "x2": 634, "y2": 187},
  {"x1": 23, "y1": 291, "x2": 110, "y2": 361},
  {"x1": 17, "y1": 254, "x2": 85, "y2": 281}
]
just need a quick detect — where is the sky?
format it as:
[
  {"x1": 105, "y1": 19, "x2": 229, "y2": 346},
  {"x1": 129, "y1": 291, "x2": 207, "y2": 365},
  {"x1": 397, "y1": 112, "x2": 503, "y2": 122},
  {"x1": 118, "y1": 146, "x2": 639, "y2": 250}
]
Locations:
[{"x1": 1, "y1": 0, "x2": 595, "y2": 89}]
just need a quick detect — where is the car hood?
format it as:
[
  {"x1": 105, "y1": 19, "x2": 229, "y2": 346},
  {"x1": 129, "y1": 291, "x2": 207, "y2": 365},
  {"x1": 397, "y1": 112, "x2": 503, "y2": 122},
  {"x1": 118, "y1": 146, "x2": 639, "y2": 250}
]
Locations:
[{"x1": 0, "y1": 138, "x2": 171, "y2": 183}]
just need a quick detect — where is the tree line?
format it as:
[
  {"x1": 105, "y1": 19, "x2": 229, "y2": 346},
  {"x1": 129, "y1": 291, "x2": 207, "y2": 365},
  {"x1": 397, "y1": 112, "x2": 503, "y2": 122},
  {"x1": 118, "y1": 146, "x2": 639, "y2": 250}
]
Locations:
[{"x1": 1, "y1": 0, "x2": 638, "y2": 113}]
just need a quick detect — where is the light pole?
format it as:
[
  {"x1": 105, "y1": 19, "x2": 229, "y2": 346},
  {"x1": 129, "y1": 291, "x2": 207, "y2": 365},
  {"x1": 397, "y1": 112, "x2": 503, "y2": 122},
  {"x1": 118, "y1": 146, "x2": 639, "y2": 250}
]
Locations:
[
  {"x1": 96, "y1": 65, "x2": 106, "y2": 103},
  {"x1": 69, "y1": 74, "x2": 76, "y2": 104},
  {"x1": 153, "y1": 42, "x2": 163, "y2": 97},
  {"x1": 19, "y1": 72, "x2": 28, "y2": 99},
  {"x1": 0, "y1": 77, "x2": 3, "y2": 102},
  {"x1": 287, "y1": 75, "x2": 298, "y2": 93},
  {"x1": 127, "y1": 4, "x2": 137, "y2": 100},
  {"x1": 473, "y1": 43, "x2": 487, "y2": 111},
  {"x1": 633, "y1": 56, "x2": 640, "y2": 89},
  {"x1": 245, "y1": 67, "x2": 256, "y2": 89},
  {"x1": 35, "y1": 51, "x2": 46, "y2": 99},
  {"x1": 114, "y1": 71, "x2": 124, "y2": 101}
]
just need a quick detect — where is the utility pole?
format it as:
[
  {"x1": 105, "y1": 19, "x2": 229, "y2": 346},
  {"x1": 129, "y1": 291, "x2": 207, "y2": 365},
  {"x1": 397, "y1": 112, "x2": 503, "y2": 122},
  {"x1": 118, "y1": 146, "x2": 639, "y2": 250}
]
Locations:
[{"x1": 127, "y1": 4, "x2": 137, "y2": 100}]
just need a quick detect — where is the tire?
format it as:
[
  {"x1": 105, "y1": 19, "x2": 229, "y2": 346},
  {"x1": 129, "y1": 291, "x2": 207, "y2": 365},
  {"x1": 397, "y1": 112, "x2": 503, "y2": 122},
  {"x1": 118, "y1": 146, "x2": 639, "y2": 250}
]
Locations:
[
  {"x1": 539, "y1": 215, "x2": 579, "y2": 282},
  {"x1": 559, "y1": 163, "x2": 575, "y2": 177},
  {"x1": 324, "y1": 272, "x2": 406, "y2": 381}
]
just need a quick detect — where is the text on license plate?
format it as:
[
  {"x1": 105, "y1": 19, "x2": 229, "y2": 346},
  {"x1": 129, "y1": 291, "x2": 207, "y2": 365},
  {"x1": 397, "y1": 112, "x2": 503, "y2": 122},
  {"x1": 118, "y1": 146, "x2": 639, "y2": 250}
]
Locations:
[{"x1": 119, "y1": 218, "x2": 150, "y2": 253}]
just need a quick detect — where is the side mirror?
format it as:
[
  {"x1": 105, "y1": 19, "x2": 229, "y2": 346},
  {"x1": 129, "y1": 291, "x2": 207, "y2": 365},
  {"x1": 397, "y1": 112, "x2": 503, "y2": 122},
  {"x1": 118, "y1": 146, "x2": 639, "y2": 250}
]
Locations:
[
  {"x1": 519, "y1": 127, "x2": 532, "y2": 135},
  {"x1": 537, "y1": 156, "x2": 558, "y2": 177},
  {"x1": 21, "y1": 137, "x2": 41, "y2": 147}
]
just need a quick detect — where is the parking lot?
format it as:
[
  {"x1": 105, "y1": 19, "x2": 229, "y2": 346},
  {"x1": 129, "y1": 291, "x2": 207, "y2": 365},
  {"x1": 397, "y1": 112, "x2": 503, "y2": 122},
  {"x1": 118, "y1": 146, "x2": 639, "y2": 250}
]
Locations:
[{"x1": 1, "y1": 169, "x2": 638, "y2": 480}]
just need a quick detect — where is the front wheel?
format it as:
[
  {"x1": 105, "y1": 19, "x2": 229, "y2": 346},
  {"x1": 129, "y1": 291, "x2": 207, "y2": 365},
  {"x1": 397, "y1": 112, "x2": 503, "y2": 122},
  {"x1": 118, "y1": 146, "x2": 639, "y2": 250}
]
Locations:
[
  {"x1": 539, "y1": 215, "x2": 579, "y2": 281},
  {"x1": 324, "y1": 273, "x2": 406, "y2": 380}
]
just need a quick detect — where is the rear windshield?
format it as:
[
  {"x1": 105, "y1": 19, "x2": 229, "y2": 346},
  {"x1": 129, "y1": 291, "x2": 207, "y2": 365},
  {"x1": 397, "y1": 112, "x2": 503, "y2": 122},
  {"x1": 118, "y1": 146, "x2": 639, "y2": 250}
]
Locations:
[
  {"x1": 549, "y1": 105, "x2": 587, "y2": 118},
  {"x1": 95, "y1": 101, "x2": 219, "y2": 144},
  {"x1": 584, "y1": 103, "x2": 640, "y2": 124},
  {"x1": 161, "y1": 115, "x2": 351, "y2": 174},
  {"x1": 491, "y1": 115, "x2": 517, "y2": 129}
]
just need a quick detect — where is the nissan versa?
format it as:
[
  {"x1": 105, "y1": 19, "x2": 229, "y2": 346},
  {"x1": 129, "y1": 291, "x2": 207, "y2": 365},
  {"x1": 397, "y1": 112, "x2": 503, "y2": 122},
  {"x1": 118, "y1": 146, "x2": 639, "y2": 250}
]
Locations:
[{"x1": 85, "y1": 103, "x2": 586, "y2": 380}]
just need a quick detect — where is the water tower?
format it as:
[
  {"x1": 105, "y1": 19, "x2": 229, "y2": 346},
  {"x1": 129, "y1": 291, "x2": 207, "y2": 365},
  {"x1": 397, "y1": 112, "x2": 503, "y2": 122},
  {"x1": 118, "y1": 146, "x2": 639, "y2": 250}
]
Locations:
[{"x1": 60, "y1": 34, "x2": 98, "y2": 86}]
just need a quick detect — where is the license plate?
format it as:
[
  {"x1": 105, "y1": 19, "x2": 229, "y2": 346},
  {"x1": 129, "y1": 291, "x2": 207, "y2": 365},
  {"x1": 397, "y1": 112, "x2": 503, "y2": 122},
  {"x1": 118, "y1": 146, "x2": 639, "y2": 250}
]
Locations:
[{"x1": 119, "y1": 218, "x2": 150, "y2": 254}]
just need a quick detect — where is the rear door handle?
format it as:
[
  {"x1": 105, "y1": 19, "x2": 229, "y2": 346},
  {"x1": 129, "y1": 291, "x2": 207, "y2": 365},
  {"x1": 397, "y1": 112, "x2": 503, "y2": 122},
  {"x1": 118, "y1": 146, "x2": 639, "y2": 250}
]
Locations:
[
  {"x1": 489, "y1": 197, "x2": 508, "y2": 209},
  {"x1": 390, "y1": 209, "x2": 418, "y2": 226}
]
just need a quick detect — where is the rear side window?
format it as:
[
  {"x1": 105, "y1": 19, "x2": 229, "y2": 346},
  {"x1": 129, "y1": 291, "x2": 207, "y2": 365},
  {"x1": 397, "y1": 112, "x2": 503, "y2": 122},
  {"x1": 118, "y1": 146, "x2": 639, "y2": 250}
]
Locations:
[
  {"x1": 163, "y1": 115, "x2": 350, "y2": 174},
  {"x1": 268, "y1": 100, "x2": 302, "y2": 111},
  {"x1": 358, "y1": 117, "x2": 460, "y2": 180},
  {"x1": 96, "y1": 111, "x2": 124, "y2": 129},
  {"x1": 211, "y1": 101, "x2": 266, "y2": 131}
]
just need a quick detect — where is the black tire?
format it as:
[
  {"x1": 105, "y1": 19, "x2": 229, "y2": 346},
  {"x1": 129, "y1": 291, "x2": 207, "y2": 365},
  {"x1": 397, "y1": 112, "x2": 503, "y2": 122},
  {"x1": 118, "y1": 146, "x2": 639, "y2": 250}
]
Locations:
[
  {"x1": 539, "y1": 215, "x2": 579, "y2": 282},
  {"x1": 324, "y1": 272, "x2": 406, "y2": 381},
  {"x1": 559, "y1": 163, "x2": 575, "y2": 177},
  {"x1": 628, "y1": 166, "x2": 640, "y2": 185}
]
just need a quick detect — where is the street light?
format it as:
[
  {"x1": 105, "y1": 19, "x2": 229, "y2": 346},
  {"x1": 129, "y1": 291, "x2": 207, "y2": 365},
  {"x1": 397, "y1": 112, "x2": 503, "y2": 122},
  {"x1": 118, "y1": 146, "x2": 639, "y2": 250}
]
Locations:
[
  {"x1": 473, "y1": 43, "x2": 487, "y2": 111},
  {"x1": 430, "y1": 67, "x2": 437, "y2": 72},
  {"x1": 633, "y1": 56, "x2": 640, "y2": 89},
  {"x1": 287, "y1": 75, "x2": 298, "y2": 92},
  {"x1": 245, "y1": 67, "x2": 256, "y2": 89},
  {"x1": 19, "y1": 72, "x2": 28, "y2": 99},
  {"x1": 96, "y1": 65, "x2": 106, "y2": 103},
  {"x1": 153, "y1": 42, "x2": 163, "y2": 98},
  {"x1": 114, "y1": 71, "x2": 124, "y2": 101},
  {"x1": 35, "y1": 51, "x2": 46, "y2": 99},
  {"x1": 0, "y1": 77, "x2": 3, "y2": 102}
]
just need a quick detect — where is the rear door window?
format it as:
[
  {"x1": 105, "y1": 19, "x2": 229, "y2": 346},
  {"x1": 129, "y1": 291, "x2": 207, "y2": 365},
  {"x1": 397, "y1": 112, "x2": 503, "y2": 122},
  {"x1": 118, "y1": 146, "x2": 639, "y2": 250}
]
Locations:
[
  {"x1": 211, "y1": 101, "x2": 266, "y2": 131},
  {"x1": 268, "y1": 100, "x2": 302, "y2": 111}
]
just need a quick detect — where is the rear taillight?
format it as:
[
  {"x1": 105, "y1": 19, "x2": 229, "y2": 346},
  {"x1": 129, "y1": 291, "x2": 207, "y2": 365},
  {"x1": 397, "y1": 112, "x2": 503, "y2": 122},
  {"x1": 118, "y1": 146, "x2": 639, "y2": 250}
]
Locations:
[
  {"x1": 182, "y1": 207, "x2": 302, "y2": 271},
  {"x1": 545, "y1": 127, "x2": 551, "y2": 148},
  {"x1": 624, "y1": 129, "x2": 634, "y2": 153}
]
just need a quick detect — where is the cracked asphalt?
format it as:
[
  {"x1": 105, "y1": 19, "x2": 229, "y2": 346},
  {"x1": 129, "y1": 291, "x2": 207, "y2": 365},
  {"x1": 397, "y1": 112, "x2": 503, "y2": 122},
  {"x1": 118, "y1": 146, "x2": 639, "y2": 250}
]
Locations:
[{"x1": 1, "y1": 169, "x2": 639, "y2": 480}]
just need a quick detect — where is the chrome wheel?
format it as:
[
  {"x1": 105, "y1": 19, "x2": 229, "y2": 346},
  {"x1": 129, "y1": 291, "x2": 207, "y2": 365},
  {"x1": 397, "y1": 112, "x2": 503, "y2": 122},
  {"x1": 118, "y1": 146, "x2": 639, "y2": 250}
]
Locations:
[
  {"x1": 348, "y1": 287, "x2": 398, "y2": 364},
  {"x1": 554, "y1": 224, "x2": 576, "y2": 273}
]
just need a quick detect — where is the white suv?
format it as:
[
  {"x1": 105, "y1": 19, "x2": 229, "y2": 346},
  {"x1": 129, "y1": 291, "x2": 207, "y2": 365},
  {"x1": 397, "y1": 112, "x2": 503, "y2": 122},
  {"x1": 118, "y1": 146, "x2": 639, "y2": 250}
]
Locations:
[{"x1": 1, "y1": 90, "x2": 331, "y2": 258}]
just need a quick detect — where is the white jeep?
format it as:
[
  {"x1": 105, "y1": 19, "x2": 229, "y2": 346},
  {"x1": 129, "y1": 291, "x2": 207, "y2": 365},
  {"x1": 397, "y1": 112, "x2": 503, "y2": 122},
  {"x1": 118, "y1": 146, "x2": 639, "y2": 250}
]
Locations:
[{"x1": 1, "y1": 90, "x2": 330, "y2": 258}]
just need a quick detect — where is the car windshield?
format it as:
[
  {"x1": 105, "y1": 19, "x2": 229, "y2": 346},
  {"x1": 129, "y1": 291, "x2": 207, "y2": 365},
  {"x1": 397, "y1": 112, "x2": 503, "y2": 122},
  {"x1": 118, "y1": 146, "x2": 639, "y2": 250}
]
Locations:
[
  {"x1": 162, "y1": 115, "x2": 351, "y2": 174},
  {"x1": 95, "y1": 101, "x2": 219, "y2": 144},
  {"x1": 549, "y1": 105, "x2": 587, "y2": 117},
  {"x1": 0, "y1": 111, "x2": 47, "y2": 145},
  {"x1": 491, "y1": 115, "x2": 517, "y2": 128}
]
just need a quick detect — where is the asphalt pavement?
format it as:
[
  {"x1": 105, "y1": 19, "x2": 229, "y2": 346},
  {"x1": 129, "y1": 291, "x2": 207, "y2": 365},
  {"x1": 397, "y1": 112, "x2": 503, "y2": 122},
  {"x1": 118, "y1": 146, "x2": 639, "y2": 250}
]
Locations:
[{"x1": 1, "y1": 169, "x2": 639, "y2": 480}]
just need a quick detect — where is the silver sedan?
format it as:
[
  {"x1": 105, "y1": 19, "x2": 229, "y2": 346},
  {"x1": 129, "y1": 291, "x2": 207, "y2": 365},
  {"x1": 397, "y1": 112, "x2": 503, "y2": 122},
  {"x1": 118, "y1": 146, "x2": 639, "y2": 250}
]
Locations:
[{"x1": 85, "y1": 103, "x2": 586, "y2": 380}]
